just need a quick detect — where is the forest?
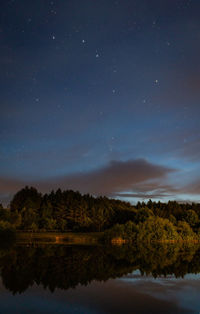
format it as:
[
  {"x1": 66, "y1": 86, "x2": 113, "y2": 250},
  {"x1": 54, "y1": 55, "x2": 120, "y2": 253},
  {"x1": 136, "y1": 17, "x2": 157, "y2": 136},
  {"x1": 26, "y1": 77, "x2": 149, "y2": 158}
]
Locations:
[{"x1": 0, "y1": 186, "x2": 200, "y2": 242}]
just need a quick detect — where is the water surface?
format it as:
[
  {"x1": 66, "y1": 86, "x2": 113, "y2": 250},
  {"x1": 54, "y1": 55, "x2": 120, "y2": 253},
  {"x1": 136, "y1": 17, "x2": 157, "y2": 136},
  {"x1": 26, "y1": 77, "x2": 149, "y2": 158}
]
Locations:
[{"x1": 0, "y1": 243, "x2": 200, "y2": 313}]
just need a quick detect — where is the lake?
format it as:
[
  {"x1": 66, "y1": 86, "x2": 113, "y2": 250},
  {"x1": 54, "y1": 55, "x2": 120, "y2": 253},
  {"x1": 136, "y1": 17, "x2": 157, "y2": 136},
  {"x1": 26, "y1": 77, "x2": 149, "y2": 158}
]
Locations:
[{"x1": 0, "y1": 242, "x2": 200, "y2": 313}]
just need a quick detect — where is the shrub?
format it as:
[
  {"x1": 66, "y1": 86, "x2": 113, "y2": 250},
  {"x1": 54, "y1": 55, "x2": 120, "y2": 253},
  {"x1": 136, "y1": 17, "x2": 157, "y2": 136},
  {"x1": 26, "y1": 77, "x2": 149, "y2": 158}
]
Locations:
[
  {"x1": 137, "y1": 217, "x2": 179, "y2": 242},
  {"x1": 177, "y1": 221, "x2": 198, "y2": 241},
  {"x1": 102, "y1": 221, "x2": 138, "y2": 243}
]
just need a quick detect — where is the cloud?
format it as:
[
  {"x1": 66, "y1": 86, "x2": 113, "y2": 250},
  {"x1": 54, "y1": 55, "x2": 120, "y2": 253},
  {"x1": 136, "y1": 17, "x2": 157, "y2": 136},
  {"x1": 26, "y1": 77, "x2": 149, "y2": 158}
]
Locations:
[
  {"x1": 1, "y1": 159, "x2": 200, "y2": 205},
  {"x1": 182, "y1": 179, "x2": 200, "y2": 195},
  {"x1": 0, "y1": 159, "x2": 176, "y2": 204},
  {"x1": 38, "y1": 158, "x2": 176, "y2": 196},
  {"x1": 0, "y1": 177, "x2": 25, "y2": 194},
  {"x1": 0, "y1": 177, "x2": 26, "y2": 206},
  {"x1": 114, "y1": 193, "x2": 174, "y2": 200},
  {"x1": 114, "y1": 182, "x2": 179, "y2": 200}
]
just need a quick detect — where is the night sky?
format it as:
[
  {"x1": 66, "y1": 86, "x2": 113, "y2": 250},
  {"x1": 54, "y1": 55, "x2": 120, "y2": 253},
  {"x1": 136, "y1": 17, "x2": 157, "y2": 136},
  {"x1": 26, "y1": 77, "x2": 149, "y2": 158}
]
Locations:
[{"x1": 1, "y1": 0, "x2": 200, "y2": 204}]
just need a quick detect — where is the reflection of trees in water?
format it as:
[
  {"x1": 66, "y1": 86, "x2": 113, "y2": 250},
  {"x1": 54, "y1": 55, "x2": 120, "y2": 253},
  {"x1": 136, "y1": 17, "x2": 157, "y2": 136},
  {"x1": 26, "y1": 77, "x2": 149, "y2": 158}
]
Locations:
[{"x1": 0, "y1": 243, "x2": 200, "y2": 294}]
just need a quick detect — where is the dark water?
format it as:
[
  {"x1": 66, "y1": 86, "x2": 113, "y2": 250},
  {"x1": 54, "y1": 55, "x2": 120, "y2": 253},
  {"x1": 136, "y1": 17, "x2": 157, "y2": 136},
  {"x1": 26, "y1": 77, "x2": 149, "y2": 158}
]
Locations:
[{"x1": 0, "y1": 243, "x2": 200, "y2": 313}]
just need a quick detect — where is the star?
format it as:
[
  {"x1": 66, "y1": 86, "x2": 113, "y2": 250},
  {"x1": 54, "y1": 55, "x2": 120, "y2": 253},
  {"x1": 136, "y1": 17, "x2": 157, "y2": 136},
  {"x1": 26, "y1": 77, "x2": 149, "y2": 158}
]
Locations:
[
  {"x1": 82, "y1": 39, "x2": 86, "y2": 43},
  {"x1": 52, "y1": 35, "x2": 55, "y2": 40}
]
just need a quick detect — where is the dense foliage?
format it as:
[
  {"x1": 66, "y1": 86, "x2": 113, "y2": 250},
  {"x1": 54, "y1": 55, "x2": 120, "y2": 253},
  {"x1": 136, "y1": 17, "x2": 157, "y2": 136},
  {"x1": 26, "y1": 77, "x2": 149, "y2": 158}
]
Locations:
[
  {"x1": 6, "y1": 186, "x2": 135, "y2": 232},
  {"x1": 1, "y1": 186, "x2": 200, "y2": 242}
]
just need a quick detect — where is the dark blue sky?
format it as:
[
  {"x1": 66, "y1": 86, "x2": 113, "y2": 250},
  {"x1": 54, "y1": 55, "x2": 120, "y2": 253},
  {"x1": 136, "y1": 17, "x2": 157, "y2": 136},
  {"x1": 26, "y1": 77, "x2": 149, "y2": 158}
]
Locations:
[{"x1": 1, "y1": 0, "x2": 200, "y2": 204}]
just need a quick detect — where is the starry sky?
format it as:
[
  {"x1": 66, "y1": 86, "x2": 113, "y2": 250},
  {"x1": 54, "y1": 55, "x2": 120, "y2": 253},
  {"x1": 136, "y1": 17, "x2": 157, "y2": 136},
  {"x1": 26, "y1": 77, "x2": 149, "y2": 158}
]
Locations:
[{"x1": 1, "y1": 0, "x2": 200, "y2": 204}]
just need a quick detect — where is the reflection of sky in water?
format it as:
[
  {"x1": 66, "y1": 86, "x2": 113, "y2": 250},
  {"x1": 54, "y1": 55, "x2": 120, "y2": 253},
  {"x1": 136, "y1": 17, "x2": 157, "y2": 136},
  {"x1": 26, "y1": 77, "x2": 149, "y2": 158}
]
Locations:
[
  {"x1": 0, "y1": 278, "x2": 99, "y2": 314},
  {"x1": 0, "y1": 274, "x2": 200, "y2": 313},
  {"x1": 119, "y1": 271, "x2": 200, "y2": 313},
  {"x1": 0, "y1": 295, "x2": 98, "y2": 314},
  {"x1": 120, "y1": 270, "x2": 200, "y2": 282}
]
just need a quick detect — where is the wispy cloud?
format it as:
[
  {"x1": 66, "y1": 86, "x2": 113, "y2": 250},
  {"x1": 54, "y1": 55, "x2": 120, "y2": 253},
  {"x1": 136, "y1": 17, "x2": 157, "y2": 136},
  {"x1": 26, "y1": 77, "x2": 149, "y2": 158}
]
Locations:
[
  {"x1": 1, "y1": 158, "x2": 200, "y2": 205},
  {"x1": 0, "y1": 158, "x2": 176, "y2": 204}
]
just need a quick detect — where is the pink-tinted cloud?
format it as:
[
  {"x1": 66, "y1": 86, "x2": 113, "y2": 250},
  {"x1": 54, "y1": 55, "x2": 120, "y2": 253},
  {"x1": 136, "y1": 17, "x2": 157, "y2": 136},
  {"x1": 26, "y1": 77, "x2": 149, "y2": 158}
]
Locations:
[{"x1": 0, "y1": 159, "x2": 176, "y2": 204}]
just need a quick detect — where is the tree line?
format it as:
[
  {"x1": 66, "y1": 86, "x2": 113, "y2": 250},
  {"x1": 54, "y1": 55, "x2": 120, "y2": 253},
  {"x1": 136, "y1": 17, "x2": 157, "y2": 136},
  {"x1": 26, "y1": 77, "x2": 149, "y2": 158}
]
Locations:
[{"x1": 0, "y1": 186, "x2": 200, "y2": 241}]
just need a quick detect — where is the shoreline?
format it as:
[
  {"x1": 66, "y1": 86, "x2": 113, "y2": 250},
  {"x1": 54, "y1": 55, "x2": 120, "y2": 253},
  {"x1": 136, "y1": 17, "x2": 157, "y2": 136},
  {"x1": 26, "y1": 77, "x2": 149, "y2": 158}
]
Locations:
[
  {"x1": 16, "y1": 231, "x2": 102, "y2": 245},
  {"x1": 15, "y1": 232, "x2": 200, "y2": 245}
]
